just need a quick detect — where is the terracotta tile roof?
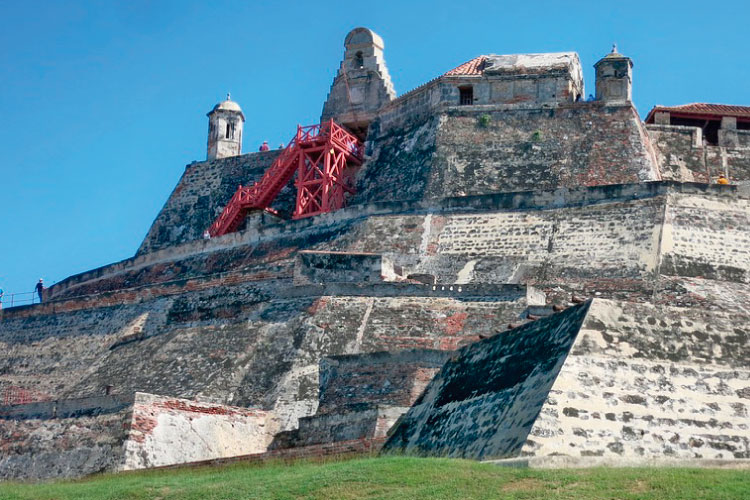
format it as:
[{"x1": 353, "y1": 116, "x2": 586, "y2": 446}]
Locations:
[
  {"x1": 443, "y1": 56, "x2": 487, "y2": 76},
  {"x1": 391, "y1": 55, "x2": 488, "y2": 103},
  {"x1": 646, "y1": 103, "x2": 750, "y2": 122}
]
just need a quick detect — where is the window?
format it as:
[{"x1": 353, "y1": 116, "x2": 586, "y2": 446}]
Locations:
[
  {"x1": 224, "y1": 122, "x2": 236, "y2": 140},
  {"x1": 354, "y1": 51, "x2": 364, "y2": 69},
  {"x1": 459, "y1": 86, "x2": 473, "y2": 105}
]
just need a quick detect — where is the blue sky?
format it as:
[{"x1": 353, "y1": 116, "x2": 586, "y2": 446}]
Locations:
[{"x1": 0, "y1": 0, "x2": 748, "y2": 299}]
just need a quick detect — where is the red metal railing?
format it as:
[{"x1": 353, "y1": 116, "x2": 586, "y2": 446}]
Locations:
[{"x1": 208, "y1": 120, "x2": 363, "y2": 237}]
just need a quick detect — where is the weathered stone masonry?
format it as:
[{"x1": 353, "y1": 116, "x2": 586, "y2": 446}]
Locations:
[{"x1": 1, "y1": 28, "x2": 749, "y2": 478}]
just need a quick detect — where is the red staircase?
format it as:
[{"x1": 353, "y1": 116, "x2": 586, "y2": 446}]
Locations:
[{"x1": 208, "y1": 120, "x2": 363, "y2": 237}]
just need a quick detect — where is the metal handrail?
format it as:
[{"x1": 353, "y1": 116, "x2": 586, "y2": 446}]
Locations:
[
  {"x1": 207, "y1": 120, "x2": 363, "y2": 236},
  {"x1": 0, "y1": 291, "x2": 40, "y2": 309}
]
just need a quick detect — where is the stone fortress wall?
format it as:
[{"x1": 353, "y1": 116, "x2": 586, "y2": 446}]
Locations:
[
  {"x1": 0, "y1": 393, "x2": 277, "y2": 480},
  {"x1": 1, "y1": 27, "x2": 749, "y2": 479},
  {"x1": 648, "y1": 124, "x2": 750, "y2": 185},
  {"x1": 384, "y1": 298, "x2": 749, "y2": 463}
]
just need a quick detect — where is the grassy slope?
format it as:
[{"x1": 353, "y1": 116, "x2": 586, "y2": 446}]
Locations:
[{"x1": 0, "y1": 457, "x2": 748, "y2": 500}]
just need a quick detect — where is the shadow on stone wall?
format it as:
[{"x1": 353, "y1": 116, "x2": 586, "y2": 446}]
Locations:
[{"x1": 382, "y1": 300, "x2": 591, "y2": 460}]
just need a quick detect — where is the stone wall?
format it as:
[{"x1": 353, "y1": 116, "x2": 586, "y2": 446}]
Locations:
[
  {"x1": 0, "y1": 395, "x2": 135, "y2": 480},
  {"x1": 521, "y1": 299, "x2": 750, "y2": 462},
  {"x1": 49, "y1": 182, "x2": 705, "y2": 301},
  {"x1": 647, "y1": 124, "x2": 750, "y2": 185},
  {"x1": 136, "y1": 102, "x2": 674, "y2": 255},
  {"x1": 430, "y1": 104, "x2": 658, "y2": 196},
  {"x1": 138, "y1": 150, "x2": 285, "y2": 254},
  {"x1": 0, "y1": 392, "x2": 279, "y2": 479},
  {"x1": 4, "y1": 185, "x2": 745, "y2": 437},
  {"x1": 0, "y1": 281, "x2": 534, "y2": 433},
  {"x1": 660, "y1": 193, "x2": 750, "y2": 283},
  {"x1": 293, "y1": 251, "x2": 386, "y2": 285},
  {"x1": 318, "y1": 350, "x2": 451, "y2": 414},
  {"x1": 705, "y1": 145, "x2": 750, "y2": 185},
  {"x1": 270, "y1": 406, "x2": 404, "y2": 451},
  {"x1": 123, "y1": 393, "x2": 278, "y2": 470},
  {"x1": 356, "y1": 104, "x2": 659, "y2": 206},
  {"x1": 425, "y1": 196, "x2": 663, "y2": 284},
  {"x1": 383, "y1": 297, "x2": 750, "y2": 463},
  {"x1": 647, "y1": 125, "x2": 708, "y2": 182},
  {"x1": 382, "y1": 301, "x2": 591, "y2": 459},
  {"x1": 356, "y1": 114, "x2": 441, "y2": 204},
  {"x1": 269, "y1": 349, "x2": 450, "y2": 451},
  {"x1": 2, "y1": 179, "x2": 749, "y2": 472}
]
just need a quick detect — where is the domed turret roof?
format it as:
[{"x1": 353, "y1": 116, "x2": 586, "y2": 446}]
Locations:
[{"x1": 208, "y1": 93, "x2": 245, "y2": 119}]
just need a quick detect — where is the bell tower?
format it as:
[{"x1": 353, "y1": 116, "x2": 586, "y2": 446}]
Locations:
[
  {"x1": 321, "y1": 27, "x2": 395, "y2": 136},
  {"x1": 207, "y1": 93, "x2": 245, "y2": 160}
]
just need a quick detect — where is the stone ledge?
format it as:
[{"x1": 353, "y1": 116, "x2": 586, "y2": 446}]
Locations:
[
  {"x1": 484, "y1": 456, "x2": 750, "y2": 469},
  {"x1": 280, "y1": 283, "x2": 536, "y2": 300},
  {"x1": 0, "y1": 394, "x2": 135, "y2": 420}
]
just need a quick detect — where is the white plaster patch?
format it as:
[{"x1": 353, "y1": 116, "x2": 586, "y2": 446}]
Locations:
[
  {"x1": 455, "y1": 260, "x2": 476, "y2": 284},
  {"x1": 419, "y1": 214, "x2": 433, "y2": 255},
  {"x1": 123, "y1": 394, "x2": 278, "y2": 470},
  {"x1": 350, "y1": 298, "x2": 375, "y2": 353}
]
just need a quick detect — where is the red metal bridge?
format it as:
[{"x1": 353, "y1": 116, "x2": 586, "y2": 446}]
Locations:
[{"x1": 208, "y1": 120, "x2": 363, "y2": 237}]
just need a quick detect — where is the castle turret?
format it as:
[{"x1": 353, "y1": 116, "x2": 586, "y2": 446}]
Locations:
[
  {"x1": 207, "y1": 94, "x2": 245, "y2": 160},
  {"x1": 321, "y1": 27, "x2": 395, "y2": 136},
  {"x1": 594, "y1": 44, "x2": 633, "y2": 104}
]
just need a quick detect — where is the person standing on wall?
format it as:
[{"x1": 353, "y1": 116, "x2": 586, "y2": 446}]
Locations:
[
  {"x1": 0, "y1": 284, "x2": 4, "y2": 310},
  {"x1": 35, "y1": 279, "x2": 44, "y2": 303}
]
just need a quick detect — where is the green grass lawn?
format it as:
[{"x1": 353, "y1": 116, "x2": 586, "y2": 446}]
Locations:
[{"x1": 0, "y1": 456, "x2": 747, "y2": 500}]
